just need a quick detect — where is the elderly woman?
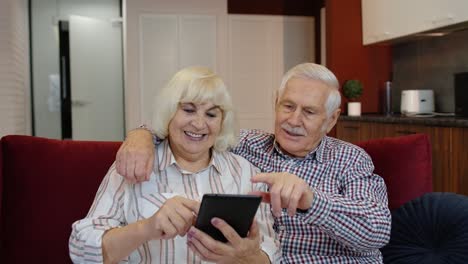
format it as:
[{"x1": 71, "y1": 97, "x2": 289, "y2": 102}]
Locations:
[{"x1": 69, "y1": 67, "x2": 278, "y2": 264}]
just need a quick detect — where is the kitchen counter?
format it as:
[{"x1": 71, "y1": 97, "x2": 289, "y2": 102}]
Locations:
[
  {"x1": 339, "y1": 114, "x2": 468, "y2": 128},
  {"x1": 336, "y1": 114, "x2": 468, "y2": 196}
]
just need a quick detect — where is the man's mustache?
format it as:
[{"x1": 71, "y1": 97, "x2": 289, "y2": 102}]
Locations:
[{"x1": 281, "y1": 123, "x2": 306, "y2": 136}]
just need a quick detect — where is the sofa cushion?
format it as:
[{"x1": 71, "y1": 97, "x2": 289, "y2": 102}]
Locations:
[
  {"x1": 381, "y1": 192, "x2": 468, "y2": 263},
  {"x1": 356, "y1": 134, "x2": 433, "y2": 210},
  {"x1": 0, "y1": 135, "x2": 121, "y2": 263}
]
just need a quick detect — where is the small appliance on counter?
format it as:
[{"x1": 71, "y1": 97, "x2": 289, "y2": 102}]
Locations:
[
  {"x1": 455, "y1": 72, "x2": 468, "y2": 117},
  {"x1": 381, "y1": 81, "x2": 392, "y2": 115},
  {"x1": 400, "y1": 90, "x2": 434, "y2": 116}
]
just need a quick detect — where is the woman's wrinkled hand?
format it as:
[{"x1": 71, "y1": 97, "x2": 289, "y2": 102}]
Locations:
[
  {"x1": 144, "y1": 196, "x2": 200, "y2": 240},
  {"x1": 187, "y1": 218, "x2": 269, "y2": 263}
]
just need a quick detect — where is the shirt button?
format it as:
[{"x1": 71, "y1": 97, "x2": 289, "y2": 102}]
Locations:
[{"x1": 278, "y1": 225, "x2": 286, "y2": 231}]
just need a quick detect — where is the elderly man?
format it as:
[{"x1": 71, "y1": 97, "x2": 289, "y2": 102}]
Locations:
[{"x1": 116, "y1": 63, "x2": 391, "y2": 263}]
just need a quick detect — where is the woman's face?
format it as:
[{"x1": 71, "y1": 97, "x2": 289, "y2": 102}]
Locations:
[{"x1": 168, "y1": 101, "x2": 223, "y2": 161}]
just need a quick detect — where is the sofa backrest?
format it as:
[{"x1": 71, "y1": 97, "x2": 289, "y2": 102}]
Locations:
[
  {"x1": 356, "y1": 133, "x2": 433, "y2": 210},
  {"x1": 0, "y1": 134, "x2": 433, "y2": 263},
  {"x1": 0, "y1": 139, "x2": 3, "y2": 221},
  {"x1": 0, "y1": 140, "x2": 3, "y2": 213},
  {"x1": 0, "y1": 135, "x2": 121, "y2": 263}
]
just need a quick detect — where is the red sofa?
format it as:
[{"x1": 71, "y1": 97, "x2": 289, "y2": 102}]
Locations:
[{"x1": 0, "y1": 134, "x2": 432, "y2": 263}]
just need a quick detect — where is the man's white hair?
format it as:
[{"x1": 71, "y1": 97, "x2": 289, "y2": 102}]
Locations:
[{"x1": 277, "y1": 63, "x2": 341, "y2": 117}]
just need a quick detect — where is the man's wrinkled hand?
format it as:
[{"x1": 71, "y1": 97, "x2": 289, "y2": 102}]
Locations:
[
  {"x1": 250, "y1": 172, "x2": 314, "y2": 217},
  {"x1": 116, "y1": 128, "x2": 155, "y2": 183}
]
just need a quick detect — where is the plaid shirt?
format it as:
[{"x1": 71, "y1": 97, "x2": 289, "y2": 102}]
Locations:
[{"x1": 232, "y1": 129, "x2": 391, "y2": 263}]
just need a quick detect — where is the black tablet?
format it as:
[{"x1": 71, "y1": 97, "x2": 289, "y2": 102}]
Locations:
[{"x1": 194, "y1": 194, "x2": 262, "y2": 242}]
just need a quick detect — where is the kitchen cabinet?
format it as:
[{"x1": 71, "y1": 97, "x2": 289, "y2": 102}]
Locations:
[
  {"x1": 367, "y1": 122, "x2": 397, "y2": 139},
  {"x1": 452, "y1": 128, "x2": 468, "y2": 194},
  {"x1": 335, "y1": 122, "x2": 361, "y2": 143},
  {"x1": 361, "y1": 0, "x2": 468, "y2": 45},
  {"x1": 336, "y1": 121, "x2": 465, "y2": 195},
  {"x1": 336, "y1": 121, "x2": 397, "y2": 142}
]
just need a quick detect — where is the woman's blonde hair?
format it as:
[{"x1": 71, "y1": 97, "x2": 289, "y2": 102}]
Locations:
[{"x1": 152, "y1": 66, "x2": 237, "y2": 151}]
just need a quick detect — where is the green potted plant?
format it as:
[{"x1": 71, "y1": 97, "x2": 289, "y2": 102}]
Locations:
[{"x1": 342, "y1": 79, "x2": 363, "y2": 116}]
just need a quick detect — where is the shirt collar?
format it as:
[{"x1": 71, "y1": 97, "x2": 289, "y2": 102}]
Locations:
[
  {"x1": 315, "y1": 137, "x2": 328, "y2": 163},
  {"x1": 158, "y1": 139, "x2": 223, "y2": 174},
  {"x1": 272, "y1": 136, "x2": 328, "y2": 163}
]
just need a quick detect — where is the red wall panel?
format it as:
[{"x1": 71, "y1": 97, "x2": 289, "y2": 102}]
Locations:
[{"x1": 326, "y1": 0, "x2": 392, "y2": 114}]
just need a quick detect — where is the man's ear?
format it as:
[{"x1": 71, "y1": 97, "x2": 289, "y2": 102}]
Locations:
[
  {"x1": 274, "y1": 90, "x2": 280, "y2": 110},
  {"x1": 326, "y1": 108, "x2": 341, "y2": 133}
]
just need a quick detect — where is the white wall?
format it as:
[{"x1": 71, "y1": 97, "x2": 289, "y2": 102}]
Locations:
[
  {"x1": 228, "y1": 15, "x2": 314, "y2": 131},
  {"x1": 31, "y1": 0, "x2": 120, "y2": 139},
  {"x1": 0, "y1": 0, "x2": 31, "y2": 138},
  {"x1": 138, "y1": 13, "x2": 224, "y2": 125},
  {"x1": 124, "y1": 0, "x2": 228, "y2": 131},
  {"x1": 124, "y1": 0, "x2": 315, "y2": 132},
  {"x1": 0, "y1": 0, "x2": 315, "y2": 139}
]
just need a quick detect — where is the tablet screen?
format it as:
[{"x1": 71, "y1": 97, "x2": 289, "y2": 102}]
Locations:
[{"x1": 194, "y1": 194, "x2": 262, "y2": 242}]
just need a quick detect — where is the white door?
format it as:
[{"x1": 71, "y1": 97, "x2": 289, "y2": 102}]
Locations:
[
  {"x1": 228, "y1": 15, "x2": 315, "y2": 132},
  {"x1": 139, "y1": 14, "x2": 218, "y2": 125},
  {"x1": 69, "y1": 15, "x2": 124, "y2": 141}
]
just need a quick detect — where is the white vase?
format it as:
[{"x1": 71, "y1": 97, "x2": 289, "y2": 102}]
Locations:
[{"x1": 348, "y1": 102, "x2": 361, "y2": 116}]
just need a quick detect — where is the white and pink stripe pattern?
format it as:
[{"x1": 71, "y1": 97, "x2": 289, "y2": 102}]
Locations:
[{"x1": 69, "y1": 139, "x2": 279, "y2": 263}]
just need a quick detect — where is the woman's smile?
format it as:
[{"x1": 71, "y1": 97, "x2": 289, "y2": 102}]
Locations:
[{"x1": 184, "y1": 131, "x2": 206, "y2": 140}]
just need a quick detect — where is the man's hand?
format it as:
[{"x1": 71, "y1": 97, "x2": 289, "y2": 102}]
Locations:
[
  {"x1": 116, "y1": 128, "x2": 155, "y2": 183},
  {"x1": 187, "y1": 218, "x2": 269, "y2": 264},
  {"x1": 144, "y1": 196, "x2": 200, "y2": 240},
  {"x1": 250, "y1": 172, "x2": 314, "y2": 217}
]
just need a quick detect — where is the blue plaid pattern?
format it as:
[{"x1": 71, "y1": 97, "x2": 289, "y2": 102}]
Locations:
[{"x1": 232, "y1": 129, "x2": 391, "y2": 263}]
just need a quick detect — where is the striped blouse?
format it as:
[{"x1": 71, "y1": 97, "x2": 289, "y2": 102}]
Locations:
[{"x1": 69, "y1": 140, "x2": 279, "y2": 264}]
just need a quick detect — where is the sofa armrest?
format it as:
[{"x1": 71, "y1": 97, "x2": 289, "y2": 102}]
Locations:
[{"x1": 0, "y1": 135, "x2": 121, "y2": 263}]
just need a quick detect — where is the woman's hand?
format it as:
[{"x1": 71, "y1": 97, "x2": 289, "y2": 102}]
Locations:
[
  {"x1": 187, "y1": 218, "x2": 269, "y2": 264},
  {"x1": 102, "y1": 196, "x2": 199, "y2": 263},
  {"x1": 145, "y1": 196, "x2": 200, "y2": 240}
]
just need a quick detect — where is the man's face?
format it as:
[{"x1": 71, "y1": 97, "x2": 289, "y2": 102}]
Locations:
[{"x1": 274, "y1": 77, "x2": 340, "y2": 158}]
